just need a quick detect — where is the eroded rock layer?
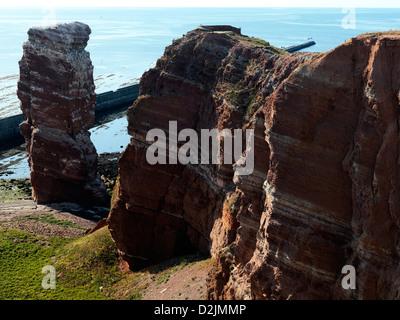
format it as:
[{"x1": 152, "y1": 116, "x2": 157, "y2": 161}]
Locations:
[
  {"x1": 107, "y1": 29, "x2": 314, "y2": 268},
  {"x1": 18, "y1": 22, "x2": 106, "y2": 204},
  {"x1": 108, "y1": 27, "x2": 400, "y2": 299},
  {"x1": 245, "y1": 34, "x2": 400, "y2": 300}
]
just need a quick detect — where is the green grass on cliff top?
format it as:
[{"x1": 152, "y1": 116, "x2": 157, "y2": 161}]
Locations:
[
  {"x1": 226, "y1": 33, "x2": 288, "y2": 55},
  {"x1": 360, "y1": 29, "x2": 400, "y2": 36}
]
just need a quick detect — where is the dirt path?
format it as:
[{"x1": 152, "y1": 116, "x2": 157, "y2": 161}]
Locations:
[
  {"x1": 140, "y1": 257, "x2": 213, "y2": 300},
  {"x1": 0, "y1": 201, "x2": 108, "y2": 238}
]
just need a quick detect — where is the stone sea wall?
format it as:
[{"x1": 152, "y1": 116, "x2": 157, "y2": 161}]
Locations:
[{"x1": 0, "y1": 84, "x2": 139, "y2": 145}]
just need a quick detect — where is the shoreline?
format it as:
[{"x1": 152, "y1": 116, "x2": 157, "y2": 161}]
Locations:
[
  {"x1": 0, "y1": 149, "x2": 123, "y2": 182},
  {"x1": 0, "y1": 110, "x2": 128, "y2": 180},
  {"x1": 0, "y1": 83, "x2": 138, "y2": 146},
  {"x1": 0, "y1": 151, "x2": 121, "y2": 205}
]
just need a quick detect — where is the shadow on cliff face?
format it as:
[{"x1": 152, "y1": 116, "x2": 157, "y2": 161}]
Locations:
[
  {"x1": 123, "y1": 232, "x2": 202, "y2": 272},
  {"x1": 107, "y1": 33, "x2": 244, "y2": 270}
]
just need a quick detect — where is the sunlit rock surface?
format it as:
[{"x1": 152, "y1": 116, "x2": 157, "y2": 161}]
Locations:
[{"x1": 18, "y1": 22, "x2": 107, "y2": 204}]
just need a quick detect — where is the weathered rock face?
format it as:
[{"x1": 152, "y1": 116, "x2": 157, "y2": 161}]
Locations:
[
  {"x1": 107, "y1": 29, "x2": 314, "y2": 268},
  {"x1": 18, "y1": 22, "x2": 107, "y2": 204},
  {"x1": 243, "y1": 34, "x2": 400, "y2": 300},
  {"x1": 209, "y1": 33, "x2": 400, "y2": 300},
  {"x1": 108, "y1": 27, "x2": 400, "y2": 299}
]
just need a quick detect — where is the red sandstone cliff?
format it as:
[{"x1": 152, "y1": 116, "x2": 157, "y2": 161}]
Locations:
[
  {"x1": 243, "y1": 33, "x2": 400, "y2": 300},
  {"x1": 107, "y1": 28, "x2": 400, "y2": 299},
  {"x1": 18, "y1": 22, "x2": 107, "y2": 204}
]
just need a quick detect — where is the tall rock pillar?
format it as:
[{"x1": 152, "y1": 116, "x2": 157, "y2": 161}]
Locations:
[{"x1": 18, "y1": 22, "x2": 106, "y2": 204}]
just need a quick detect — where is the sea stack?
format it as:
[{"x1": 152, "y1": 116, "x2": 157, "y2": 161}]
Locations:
[{"x1": 17, "y1": 22, "x2": 106, "y2": 204}]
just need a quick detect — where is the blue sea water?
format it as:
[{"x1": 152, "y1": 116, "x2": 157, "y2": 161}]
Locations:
[{"x1": 1, "y1": 7, "x2": 400, "y2": 84}]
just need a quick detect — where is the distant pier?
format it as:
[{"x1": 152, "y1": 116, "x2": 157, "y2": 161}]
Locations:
[{"x1": 284, "y1": 41, "x2": 316, "y2": 53}]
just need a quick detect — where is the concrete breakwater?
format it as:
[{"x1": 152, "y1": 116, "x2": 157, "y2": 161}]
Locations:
[
  {"x1": 95, "y1": 85, "x2": 139, "y2": 113},
  {"x1": 284, "y1": 40, "x2": 316, "y2": 53},
  {"x1": 0, "y1": 84, "x2": 139, "y2": 145}
]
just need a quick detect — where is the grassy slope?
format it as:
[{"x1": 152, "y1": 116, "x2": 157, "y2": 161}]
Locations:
[
  {"x1": 0, "y1": 227, "x2": 117, "y2": 299},
  {"x1": 0, "y1": 226, "x2": 211, "y2": 300}
]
